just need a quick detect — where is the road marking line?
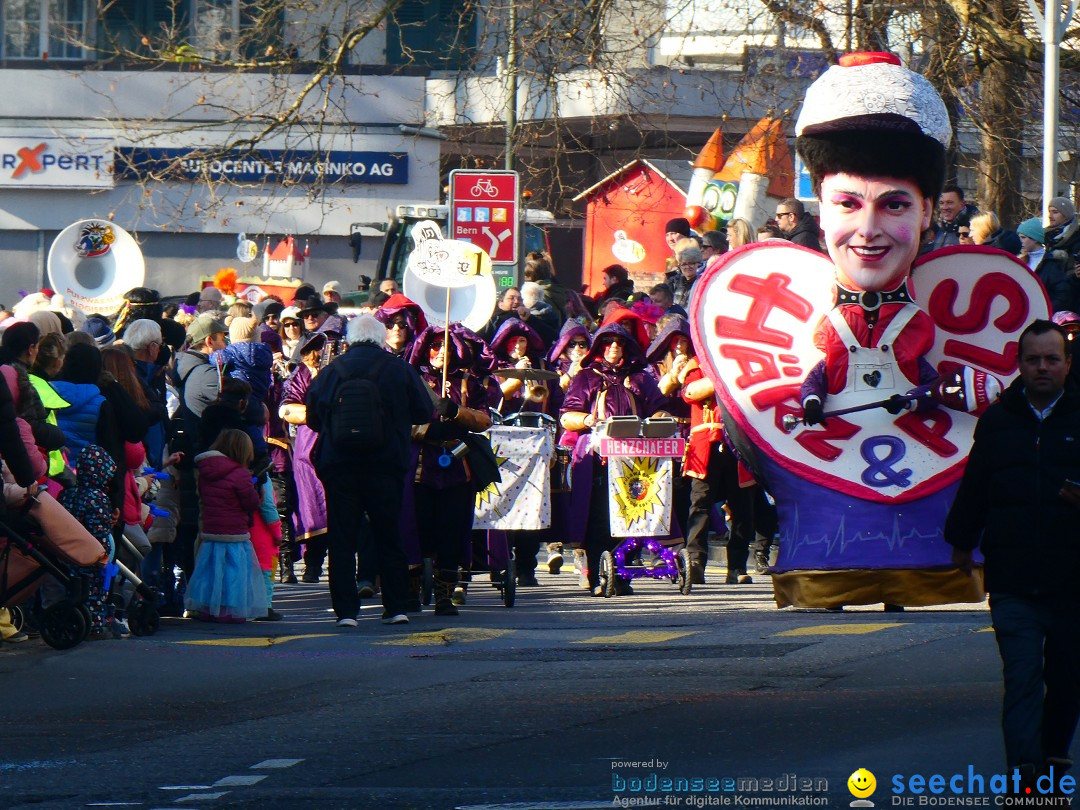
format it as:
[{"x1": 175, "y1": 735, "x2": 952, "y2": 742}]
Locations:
[
  {"x1": 176, "y1": 634, "x2": 333, "y2": 647},
  {"x1": 377, "y1": 628, "x2": 511, "y2": 646},
  {"x1": 976, "y1": 626, "x2": 994, "y2": 633},
  {"x1": 572, "y1": 630, "x2": 696, "y2": 645},
  {"x1": 250, "y1": 758, "x2": 304, "y2": 769},
  {"x1": 212, "y1": 775, "x2": 266, "y2": 787},
  {"x1": 174, "y1": 792, "x2": 228, "y2": 803},
  {"x1": 773, "y1": 623, "x2": 905, "y2": 637},
  {"x1": 86, "y1": 803, "x2": 144, "y2": 807},
  {"x1": 158, "y1": 786, "x2": 211, "y2": 791}
]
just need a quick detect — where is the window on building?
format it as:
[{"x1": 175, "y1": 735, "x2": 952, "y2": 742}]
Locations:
[
  {"x1": 386, "y1": 0, "x2": 477, "y2": 71},
  {"x1": 2, "y1": 0, "x2": 88, "y2": 60}
]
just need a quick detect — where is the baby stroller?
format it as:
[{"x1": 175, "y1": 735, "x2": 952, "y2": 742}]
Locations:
[
  {"x1": 115, "y1": 525, "x2": 162, "y2": 637},
  {"x1": 0, "y1": 490, "x2": 107, "y2": 650}
]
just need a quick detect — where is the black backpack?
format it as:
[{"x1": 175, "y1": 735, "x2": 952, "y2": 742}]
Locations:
[{"x1": 329, "y1": 352, "x2": 392, "y2": 451}]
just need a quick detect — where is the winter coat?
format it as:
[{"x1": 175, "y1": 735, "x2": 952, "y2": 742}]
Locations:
[
  {"x1": 212, "y1": 341, "x2": 274, "y2": 403},
  {"x1": 194, "y1": 450, "x2": 260, "y2": 539},
  {"x1": 1034, "y1": 250, "x2": 1080, "y2": 314},
  {"x1": 304, "y1": 342, "x2": 434, "y2": 478},
  {"x1": 51, "y1": 380, "x2": 105, "y2": 461},
  {"x1": 174, "y1": 350, "x2": 225, "y2": 420},
  {"x1": 945, "y1": 378, "x2": 1080, "y2": 597},
  {"x1": 249, "y1": 476, "x2": 282, "y2": 571},
  {"x1": 122, "y1": 441, "x2": 146, "y2": 526},
  {"x1": 58, "y1": 445, "x2": 116, "y2": 547},
  {"x1": 785, "y1": 212, "x2": 825, "y2": 252}
]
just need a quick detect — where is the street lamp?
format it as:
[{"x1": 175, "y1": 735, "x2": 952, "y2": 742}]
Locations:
[{"x1": 1027, "y1": 0, "x2": 1080, "y2": 221}]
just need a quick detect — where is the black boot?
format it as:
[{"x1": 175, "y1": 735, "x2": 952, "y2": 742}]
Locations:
[{"x1": 434, "y1": 571, "x2": 459, "y2": 616}]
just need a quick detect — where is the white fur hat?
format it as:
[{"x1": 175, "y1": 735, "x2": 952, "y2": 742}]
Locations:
[{"x1": 795, "y1": 52, "x2": 951, "y2": 148}]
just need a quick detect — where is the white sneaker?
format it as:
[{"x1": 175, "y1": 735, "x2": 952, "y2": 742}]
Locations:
[
  {"x1": 111, "y1": 618, "x2": 131, "y2": 639},
  {"x1": 381, "y1": 613, "x2": 409, "y2": 625},
  {"x1": 336, "y1": 617, "x2": 358, "y2": 628}
]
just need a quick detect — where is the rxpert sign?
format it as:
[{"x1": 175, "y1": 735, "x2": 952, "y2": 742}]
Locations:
[{"x1": 0, "y1": 136, "x2": 114, "y2": 188}]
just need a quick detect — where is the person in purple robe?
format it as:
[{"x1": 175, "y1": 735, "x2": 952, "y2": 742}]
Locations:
[
  {"x1": 645, "y1": 315, "x2": 695, "y2": 543},
  {"x1": 278, "y1": 332, "x2": 329, "y2": 583},
  {"x1": 559, "y1": 323, "x2": 669, "y2": 596},
  {"x1": 376, "y1": 293, "x2": 428, "y2": 360},
  {"x1": 545, "y1": 320, "x2": 591, "y2": 576},
  {"x1": 486, "y1": 318, "x2": 557, "y2": 586},
  {"x1": 409, "y1": 325, "x2": 493, "y2": 616}
]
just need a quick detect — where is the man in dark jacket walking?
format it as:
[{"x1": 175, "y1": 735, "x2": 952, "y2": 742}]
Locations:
[
  {"x1": 775, "y1": 198, "x2": 824, "y2": 252},
  {"x1": 305, "y1": 313, "x2": 435, "y2": 626},
  {"x1": 946, "y1": 319, "x2": 1080, "y2": 789}
]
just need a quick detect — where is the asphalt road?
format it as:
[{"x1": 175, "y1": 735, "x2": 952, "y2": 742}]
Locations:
[{"x1": 0, "y1": 561, "x2": 1009, "y2": 810}]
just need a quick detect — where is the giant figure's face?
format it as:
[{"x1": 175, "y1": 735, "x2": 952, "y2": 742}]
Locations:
[{"x1": 819, "y1": 173, "x2": 933, "y2": 292}]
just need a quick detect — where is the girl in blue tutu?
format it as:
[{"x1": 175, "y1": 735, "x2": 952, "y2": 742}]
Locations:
[{"x1": 185, "y1": 429, "x2": 268, "y2": 622}]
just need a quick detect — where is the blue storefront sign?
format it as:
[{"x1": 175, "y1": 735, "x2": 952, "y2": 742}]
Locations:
[{"x1": 115, "y1": 148, "x2": 408, "y2": 184}]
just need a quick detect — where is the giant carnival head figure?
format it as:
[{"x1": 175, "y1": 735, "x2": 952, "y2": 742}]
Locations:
[{"x1": 795, "y1": 52, "x2": 951, "y2": 293}]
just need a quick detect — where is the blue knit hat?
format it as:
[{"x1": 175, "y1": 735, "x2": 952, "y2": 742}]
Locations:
[{"x1": 1017, "y1": 217, "x2": 1045, "y2": 244}]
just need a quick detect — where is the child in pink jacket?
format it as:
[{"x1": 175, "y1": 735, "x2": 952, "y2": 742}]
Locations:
[{"x1": 185, "y1": 429, "x2": 267, "y2": 622}]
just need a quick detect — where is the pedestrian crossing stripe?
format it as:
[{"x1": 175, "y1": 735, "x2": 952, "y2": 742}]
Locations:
[
  {"x1": 177, "y1": 634, "x2": 334, "y2": 647},
  {"x1": 377, "y1": 628, "x2": 511, "y2": 646},
  {"x1": 572, "y1": 630, "x2": 697, "y2": 645},
  {"x1": 773, "y1": 623, "x2": 905, "y2": 637}
]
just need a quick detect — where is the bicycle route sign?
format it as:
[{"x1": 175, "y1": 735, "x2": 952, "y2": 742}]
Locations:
[{"x1": 448, "y1": 169, "x2": 519, "y2": 266}]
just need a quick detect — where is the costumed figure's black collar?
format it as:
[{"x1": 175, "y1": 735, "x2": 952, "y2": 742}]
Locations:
[{"x1": 835, "y1": 282, "x2": 913, "y2": 312}]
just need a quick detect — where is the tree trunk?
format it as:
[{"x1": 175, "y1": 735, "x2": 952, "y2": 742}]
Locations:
[{"x1": 975, "y1": 0, "x2": 1026, "y2": 226}]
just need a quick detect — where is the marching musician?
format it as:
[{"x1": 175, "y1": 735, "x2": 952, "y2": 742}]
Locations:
[
  {"x1": 376, "y1": 293, "x2": 428, "y2": 360},
  {"x1": 544, "y1": 321, "x2": 591, "y2": 575},
  {"x1": 487, "y1": 318, "x2": 556, "y2": 587},
  {"x1": 560, "y1": 323, "x2": 669, "y2": 596},
  {"x1": 488, "y1": 318, "x2": 553, "y2": 416},
  {"x1": 408, "y1": 325, "x2": 493, "y2": 616},
  {"x1": 279, "y1": 332, "x2": 330, "y2": 584}
]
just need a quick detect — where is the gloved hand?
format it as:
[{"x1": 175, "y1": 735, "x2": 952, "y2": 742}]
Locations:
[
  {"x1": 884, "y1": 394, "x2": 910, "y2": 415},
  {"x1": 802, "y1": 398, "x2": 826, "y2": 426},
  {"x1": 425, "y1": 420, "x2": 468, "y2": 443},
  {"x1": 435, "y1": 397, "x2": 459, "y2": 420}
]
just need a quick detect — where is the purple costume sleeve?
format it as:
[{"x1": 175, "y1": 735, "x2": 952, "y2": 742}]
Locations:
[{"x1": 800, "y1": 359, "x2": 828, "y2": 404}]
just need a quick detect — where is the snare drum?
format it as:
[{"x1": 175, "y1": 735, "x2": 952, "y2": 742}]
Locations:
[{"x1": 551, "y1": 446, "x2": 573, "y2": 493}]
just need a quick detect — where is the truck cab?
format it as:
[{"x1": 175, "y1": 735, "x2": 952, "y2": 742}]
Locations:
[{"x1": 374, "y1": 203, "x2": 554, "y2": 296}]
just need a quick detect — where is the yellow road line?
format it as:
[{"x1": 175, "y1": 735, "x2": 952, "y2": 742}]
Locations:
[
  {"x1": 573, "y1": 630, "x2": 696, "y2": 645},
  {"x1": 178, "y1": 633, "x2": 334, "y2": 647},
  {"x1": 773, "y1": 623, "x2": 905, "y2": 637},
  {"x1": 377, "y1": 628, "x2": 511, "y2": 646}
]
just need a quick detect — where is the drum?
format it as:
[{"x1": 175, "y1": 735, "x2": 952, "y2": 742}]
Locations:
[{"x1": 551, "y1": 446, "x2": 573, "y2": 494}]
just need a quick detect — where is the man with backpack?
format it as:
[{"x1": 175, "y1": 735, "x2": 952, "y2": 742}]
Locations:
[{"x1": 305, "y1": 313, "x2": 435, "y2": 626}]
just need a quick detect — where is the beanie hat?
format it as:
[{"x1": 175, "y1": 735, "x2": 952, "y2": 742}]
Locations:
[
  {"x1": 664, "y1": 218, "x2": 692, "y2": 237},
  {"x1": 84, "y1": 314, "x2": 116, "y2": 346},
  {"x1": 253, "y1": 298, "x2": 284, "y2": 323},
  {"x1": 228, "y1": 316, "x2": 258, "y2": 344},
  {"x1": 1050, "y1": 197, "x2": 1075, "y2": 221},
  {"x1": 1017, "y1": 218, "x2": 1046, "y2": 244}
]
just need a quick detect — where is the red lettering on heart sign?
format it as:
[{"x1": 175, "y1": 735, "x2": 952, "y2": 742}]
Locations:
[
  {"x1": 794, "y1": 417, "x2": 861, "y2": 461},
  {"x1": 720, "y1": 344, "x2": 781, "y2": 390},
  {"x1": 894, "y1": 409, "x2": 959, "y2": 457},
  {"x1": 928, "y1": 272, "x2": 1029, "y2": 334},
  {"x1": 714, "y1": 274, "x2": 815, "y2": 349}
]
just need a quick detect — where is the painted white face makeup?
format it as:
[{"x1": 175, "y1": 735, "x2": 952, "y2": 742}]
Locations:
[{"x1": 818, "y1": 173, "x2": 933, "y2": 292}]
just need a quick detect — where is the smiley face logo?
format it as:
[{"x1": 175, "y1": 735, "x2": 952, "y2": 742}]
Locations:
[{"x1": 848, "y1": 768, "x2": 877, "y2": 798}]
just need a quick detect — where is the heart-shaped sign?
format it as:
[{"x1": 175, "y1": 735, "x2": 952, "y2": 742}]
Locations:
[{"x1": 689, "y1": 242, "x2": 1050, "y2": 505}]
